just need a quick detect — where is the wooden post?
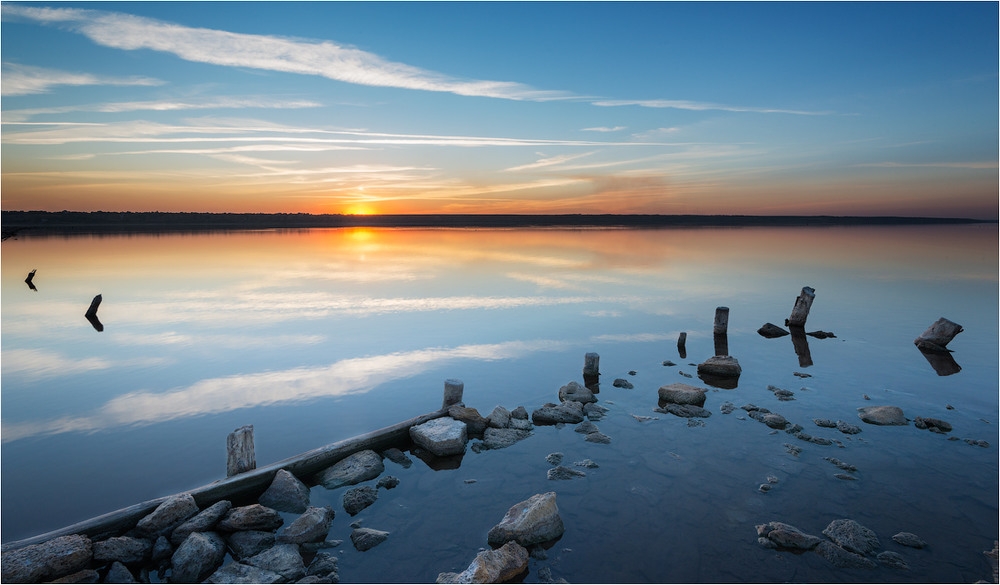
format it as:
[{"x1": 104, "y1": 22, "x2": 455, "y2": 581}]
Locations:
[
  {"x1": 914, "y1": 317, "x2": 964, "y2": 352},
  {"x1": 25, "y1": 269, "x2": 37, "y2": 291},
  {"x1": 85, "y1": 294, "x2": 102, "y2": 317},
  {"x1": 789, "y1": 327, "x2": 813, "y2": 368},
  {"x1": 714, "y1": 334, "x2": 729, "y2": 357},
  {"x1": 714, "y1": 307, "x2": 729, "y2": 335},
  {"x1": 227, "y1": 425, "x2": 256, "y2": 477},
  {"x1": 785, "y1": 287, "x2": 815, "y2": 328},
  {"x1": 677, "y1": 332, "x2": 687, "y2": 359},
  {"x1": 442, "y1": 379, "x2": 464, "y2": 410},
  {"x1": 583, "y1": 352, "x2": 600, "y2": 377}
]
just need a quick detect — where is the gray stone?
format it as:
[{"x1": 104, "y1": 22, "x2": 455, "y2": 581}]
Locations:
[
  {"x1": 824, "y1": 457, "x2": 858, "y2": 473},
  {"x1": 762, "y1": 413, "x2": 790, "y2": 429},
  {"x1": 585, "y1": 431, "x2": 612, "y2": 444},
  {"x1": 487, "y1": 492, "x2": 565, "y2": 547},
  {"x1": 510, "y1": 406, "x2": 529, "y2": 420},
  {"x1": 532, "y1": 401, "x2": 585, "y2": 425},
  {"x1": 575, "y1": 459, "x2": 599, "y2": 468},
  {"x1": 755, "y1": 521, "x2": 822, "y2": 550},
  {"x1": 350, "y1": 528, "x2": 389, "y2": 552},
  {"x1": 545, "y1": 452, "x2": 564, "y2": 466},
  {"x1": 655, "y1": 403, "x2": 712, "y2": 418},
  {"x1": 171, "y1": 500, "x2": 232, "y2": 545},
  {"x1": 795, "y1": 432, "x2": 833, "y2": 445},
  {"x1": 104, "y1": 561, "x2": 135, "y2": 584},
  {"x1": 0, "y1": 534, "x2": 92, "y2": 583},
  {"x1": 306, "y1": 552, "x2": 339, "y2": 578},
  {"x1": 720, "y1": 402, "x2": 736, "y2": 414},
  {"x1": 449, "y1": 405, "x2": 488, "y2": 437},
  {"x1": 93, "y1": 536, "x2": 152, "y2": 564},
  {"x1": 483, "y1": 427, "x2": 531, "y2": 449},
  {"x1": 697, "y1": 355, "x2": 742, "y2": 377},
  {"x1": 217, "y1": 504, "x2": 284, "y2": 532},
  {"x1": 574, "y1": 420, "x2": 599, "y2": 434},
  {"x1": 206, "y1": 562, "x2": 284, "y2": 584},
  {"x1": 135, "y1": 494, "x2": 199, "y2": 537},
  {"x1": 858, "y1": 405, "x2": 907, "y2": 426},
  {"x1": 446, "y1": 541, "x2": 529, "y2": 583},
  {"x1": 687, "y1": 419, "x2": 705, "y2": 427},
  {"x1": 612, "y1": 378, "x2": 634, "y2": 389},
  {"x1": 227, "y1": 531, "x2": 276, "y2": 560},
  {"x1": 509, "y1": 417, "x2": 533, "y2": 431},
  {"x1": 170, "y1": 532, "x2": 226, "y2": 583},
  {"x1": 487, "y1": 405, "x2": 512, "y2": 429},
  {"x1": 49, "y1": 569, "x2": 100, "y2": 584},
  {"x1": 815, "y1": 541, "x2": 877, "y2": 569},
  {"x1": 259, "y1": 470, "x2": 311, "y2": 513},
  {"x1": 343, "y1": 486, "x2": 378, "y2": 516},
  {"x1": 822, "y1": 518, "x2": 881, "y2": 555},
  {"x1": 759, "y1": 484, "x2": 772, "y2": 493},
  {"x1": 914, "y1": 417, "x2": 952, "y2": 432},
  {"x1": 813, "y1": 418, "x2": 837, "y2": 428},
  {"x1": 278, "y1": 506, "x2": 335, "y2": 544},
  {"x1": 151, "y1": 536, "x2": 172, "y2": 562},
  {"x1": 547, "y1": 466, "x2": 586, "y2": 480},
  {"x1": 583, "y1": 402, "x2": 609, "y2": 421},
  {"x1": 657, "y1": 383, "x2": 708, "y2": 407},
  {"x1": 376, "y1": 475, "x2": 400, "y2": 489},
  {"x1": 410, "y1": 417, "x2": 468, "y2": 456},
  {"x1": 877, "y1": 551, "x2": 910, "y2": 570},
  {"x1": 892, "y1": 532, "x2": 927, "y2": 548},
  {"x1": 557, "y1": 381, "x2": 597, "y2": 404},
  {"x1": 382, "y1": 447, "x2": 412, "y2": 468},
  {"x1": 758, "y1": 323, "x2": 790, "y2": 338},
  {"x1": 246, "y1": 543, "x2": 306, "y2": 581},
  {"x1": 316, "y1": 450, "x2": 385, "y2": 489},
  {"x1": 836, "y1": 420, "x2": 863, "y2": 435}
]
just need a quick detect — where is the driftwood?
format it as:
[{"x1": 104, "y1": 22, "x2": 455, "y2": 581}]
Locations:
[
  {"x1": 785, "y1": 287, "x2": 815, "y2": 328},
  {"x1": 914, "y1": 317, "x2": 963, "y2": 353},
  {"x1": 226, "y1": 425, "x2": 256, "y2": 477}
]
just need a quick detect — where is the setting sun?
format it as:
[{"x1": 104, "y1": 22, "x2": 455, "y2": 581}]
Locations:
[{"x1": 344, "y1": 204, "x2": 378, "y2": 216}]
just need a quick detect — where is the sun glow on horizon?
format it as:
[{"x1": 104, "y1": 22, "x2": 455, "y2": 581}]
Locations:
[{"x1": 343, "y1": 204, "x2": 378, "y2": 216}]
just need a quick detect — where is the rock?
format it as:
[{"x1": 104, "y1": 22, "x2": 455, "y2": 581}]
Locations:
[
  {"x1": 824, "y1": 457, "x2": 857, "y2": 473},
  {"x1": 245, "y1": 543, "x2": 306, "y2": 581},
  {"x1": 104, "y1": 561, "x2": 136, "y2": 584},
  {"x1": 697, "y1": 355, "x2": 742, "y2": 377},
  {"x1": 48, "y1": 569, "x2": 100, "y2": 584},
  {"x1": 376, "y1": 475, "x2": 400, "y2": 489},
  {"x1": 585, "y1": 431, "x2": 612, "y2": 444},
  {"x1": 813, "y1": 418, "x2": 836, "y2": 428},
  {"x1": 350, "y1": 528, "x2": 389, "y2": 552},
  {"x1": 772, "y1": 388, "x2": 796, "y2": 401},
  {"x1": 631, "y1": 414, "x2": 657, "y2": 422},
  {"x1": 487, "y1": 405, "x2": 512, "y2": 429},
  {"x1": 759, "y1": 484, "x2": 772, "y2": 493},
  {"x1": 548, "y1": 466, "x2": 586, "y2": 480},
  {"x1": 815, "y1": 541, "x2": 877, "y2": 569},
  {"x1": 343, "y1": 486, "x2": 378, "y2": 516},
  {"x1": 914, "y1": 417, "x2": 952, "y2": 432},
  {"x1": 583, "y1": 403, "x2": 609, "y2": 421},
  {"x1": 807, "y1": 330, "x2": 836, "y2": 339},
  {"x1": 612, "y1": 378, "x2": 634, "y2": 389},
  {"x1": 557, "y1": 381, "x2": 597, "y2": 404},
  {"x1": 575, "y1": 420, "x2": 599, "y2": 434},
  {"x1": 0, "y1": 534, "x2": 92, "y2": 583},
  {"x1": 858, "y1": 405, "x2": 907, "y2": 426},
  {"x1": 720, "y1": 402, "x2": 735, "y2": 414},
  {"x1": 93, "y1": 536, "x2": 152, "y2": 564},
  {"x1": 836, "y1": 420, "x2": 862, "y2": 435},
  {"x1": 688, "y1": 419, "x2": 705, "y2": 427},
  {"x1": 382, "y1": 447, "x2": 413, "y2": 468},
  {"x1": 822, "y1": 519, "x2": 881, "y2": 555},
  {"x1": 487, "y1": 492, "x2": 565, "y2": 547},
  {"x1": 259, "y1": 470, "x2": 311, "y2": 514},
  {"x1": 151, "y1": 536, "x2": 172, "y2": 562},
  {"x1": 135, "y1": 494, "x2": 199, "y2": 537},
  {"x1": 449, "y1": 405, "x2": 489, "y2": 437},
  {"x1": 762, "y1": 413, "x2": 790, "y2": 429},
  {"x1": 657, "y1": 383, "x2": 708, "y2": 407},
  {"x1": 784, "y1": 443, "x2": 802, "y2": 456},
  {"x1": 411, "y1": 417, "x2": 468, "y2": 456},
  {"x1": 663, "y1": 360, "x2": 676, "y2": 366},
  {"x1": 834, "y1": 473, "x2": 857, "y2": 481},
  {"x1": 575, "y1": 459, "x2": 599, "y2": 468},
  {"x1": 509, "y1": 417, "x2": 533, "y2": 431},
  {"x1": 445, "y1": 541, "x2": 529, "y2": 583},
  {"x1": 679, "y1": 371, "x2": 693, "y2": 378},
  {"x1": 206, "y1": 562, "x2": 284, "y2": 584},
  {"x1": 482, "y1": 428, "x2": 531, "y2": 449},
  {"x1": 217, "y1": 504, "x2": 284, "y2": 532},
  {"x1": 756, "y1": 522, "x2": 821, "y2": 550},
  {"x1": 545, "y1": 452, "x2": 564, "y2": 466},
  {"x1": 227, "y1": 530, "x2": 276, "y2": 560},
  {"x1": 655, "y1": 403, "x2": 712, "y2": 418},
  {"x1": 795, "y1": 432, "x2": 833, "y2": 446},
  {"x1": 892, "y1": 532, "x2": 927, "y2": 548},
  {"x1": 316, "y1": 449, "x2": 385, "y2": 489},
  {"x1": 171, "y1": 500, "x2": 233, "y2": 545},
  {"x1": 306, "y1": 551, "x2": 339, "y2": 579},
  {"x1": 878, "y1": 551, "x2": 910, "y2": 570},
  {"x1": 510, "y1": 406, "x2": 529, "y2": 420},
  {"x1": 965, "y1": 438, "x2": 990, "y2": 448},
  {"x1": 532, "y1": 401, "x2": 585, "y2": 425},
  {"x1": 758, "y1": 323, "x2": 790, "y2": 338},
  {"x1": 278, "y1": 506, "x2": 335, "y2": 544},
  {"x1": 170, "y1": 532, "x2": 226, "y2": 583}
]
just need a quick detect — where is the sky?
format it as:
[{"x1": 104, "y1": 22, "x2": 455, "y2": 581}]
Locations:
[{"x1": 1, "y1": 1, "x2": 997, "y2": 218}]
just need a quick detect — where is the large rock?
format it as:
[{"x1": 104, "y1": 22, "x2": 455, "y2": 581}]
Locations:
[
  {"x1": 48, "y1": 569, "x2": 100, "y2": 584},
  {"x1": 449, "y1": 406, "x2": 489, "y2": 437},
  {"x1": 532, "y1": 401, "x2": 585, "y2": 425},
  {"x1": 486, "y1": 492, "x2": 565, "y2": 547},
  {"x1": 438, "y1": 541, "x2": 529, "y2": 583},
  {"x1": 206, "y1": 562, "x2": 284, "y2": 584},
  {"x1": 510, "y1": 406, "x2": 529, "y2": 420},
  {"x1": 558, "y1": 381, "x2": 596, "y2": 404},
  {"x1": 1, "y1": 534, "x2": 93, "y2": 583},
  {"x1": 93, "y1": 536, "x2": 152, "y2": 564},
  {"x1": 171, "y1": 500, "x2": 232, "y2": 545},
  {"x1": 583, "y1": 403, "x2": 609, "y2": 420},
  {"x1": 306, "y1": 552, "x2": 340, "y2": 581},
  {"x1": 483, "y1": 428, "x2": 531, "y2": 450},
  {"x1": 762, "y1": 413, "x2": 790, "y2": 430},
  {"x1": 657, "y1": 383, "x2": 708, "y2": 407},
  {"x1": 259, "y1": 469, "x2": 311, "y2": 513},
  {"x1": 316, "y1": 449, "x2": 385, "y2": 489},
  {"x1": 217, "y1": 504, "x2": 284, "y2": 532},
  {"x1": 350, "y1": 528, "x2": 389, "y2": 552},
  {"x1": 697, "y1": 355, "x2": 742, "y2": 377},
  {"x1": 410, "y1": 417, "x2": 468, "y2": 457},
  {"x1": 278, "y1": 506, "x2": 335, "y2": 544},
  {"x1": 227, "y1": 531, "x2": 276, "y2": 560},
  {"x1": 814, "y1": 541, "x2": 877, "y2": 569},
  {"x1": 756, "y1": 521, "x2": 822, "y2": 550},
  {"x1": 655, "y1": 403, "x2": 712, "y2": 418},
  {"x1": 892, "y1": 532, "x2": 927, "y2": 548},
  {"x1": 343, "y1": 486, "x2": 379, "y2": 516},
  {"x1": 170, "y1": 532, "x2": 226, "y2": 583},
  {"x1": 487, "y1": 405, "x2": 512, "y2": 429},
  {"x1": 135, "y1": 494, "x2": 199, "y2": 537},
  {"x1": 858, "y1": 405, "x2": 907, "y2": 426},
  {"x1": 822, "y1": 519, "x2": 881, "y2": 555},
  {"x1": 104, "y1": 561, "x2": 135, "y2": 584},
  {"x1": 245, "y1": 543, "x2": 306, "y2": 582}
]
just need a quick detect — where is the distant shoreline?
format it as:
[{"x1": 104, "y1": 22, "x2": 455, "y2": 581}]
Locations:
[{"x1": 1, "y1": 210, "x2": 994, "y2": 237}]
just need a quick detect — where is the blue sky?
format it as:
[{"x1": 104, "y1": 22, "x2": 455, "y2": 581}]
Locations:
[{"x1": 2, "y1": 1, "x2": 997, "y2": 217}]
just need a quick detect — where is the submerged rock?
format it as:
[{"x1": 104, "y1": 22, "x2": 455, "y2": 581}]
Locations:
[
  {"x1": 343, "y1": 486, "x2": 378, "y2": 516},
  {"x1": 259, "y1": 469, "x2": 310, "y2": 514},
  {"x1": 914, "y1": 417, "x2": 952, "y2": 433},
  {"x1": 815, "y1": 541, "x2": 877, "y2": 569},
  {"x1": 278, "y1": 506, "x2": 335, "y2": 544},
  {"x1": 558, "y1": 381, "x2": 597, "y2": 404},
  {"x1": 892, "y1": 532, "x2": 927, "y2": 548},
  {"x1": 858, "y1": 405, "x2": 907, "y2": 426},
  {"x1": 836, "y1": 420, "x2": 863, "y2": 435},
  {"x1": 755, "y1": 521, "x2": 822, "y2": 550},
  {"x1": 483, "y1": 428, "x2": 531, "y2": 450},
  {"x1": 612, "y1": 378, "x2": 634, "y2": 389},
  {"x1": 822, "y1": 519, "x2": 881, "y2": 555},
  {"x1": 350, "y1": 528, "x2": 389, "y2": 552},
  {"x1": 657, "y1": 383, "x2": 708, "y2": 407},
  {"x1": 316, "y1": 449, "x2": 385, "y2": 489},
  {"x1": 575, "y1": 420, "x2": 599, "y2": 434},
  {"x1": 532, "y1": 401, "x2": 585, "y2": 425},
  {"x1": 877, "y1": 551, "x2": 910, "y2": 570},
  {"x1": 382, "y1": 447, "x2": 413, "y2": 468},
  {"x1": 758, "y1": 323, "x2": 790, "y2": 338},
  {"x1": 548, "y1": 466, "x2": 586, "y2": 480},
  {"x1": 411, "y1": 417, "x2": 468, "y2": 457},
  {"x1": 487, "y1": 492, "x2": 565, "y2": 547},
  {"x1": 583, "y1": 403, "x2": 609, "y2": 421},
  {"x1": 1, "y1": 534, "x2": 93, "y2": 583},
  {"x1": 585, "y1": 431, "x2": 612, "y2": 444}
]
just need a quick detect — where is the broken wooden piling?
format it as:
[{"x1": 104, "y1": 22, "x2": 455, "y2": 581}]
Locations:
[
  {"x1": 442, "y1": 379, "x2": 465, "y2": 410},
  {"x1": 226, "y1": 425, "x2": 256, "y2": 477},
  {"x1": 583, "y1": 352, "x2": 600, "y2": 377},
  {"x1": 914, "y1": 317, "x2": 964, "y2": 353},
  {"x1": 785, "y1": 286, "x2": 815, "y2": 328},
  {"x1": 714, "y1": 307, "x2": 729, "y2": 335},
  {"x1": 25, "y1": 269, "x2": 37, "y2": 291},
  {"x1": 85, "y1": 294, "x2": 102, "y2": 318}
]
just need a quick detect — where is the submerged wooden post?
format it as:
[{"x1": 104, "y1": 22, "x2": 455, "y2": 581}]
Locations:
[
  {"x1": 583, "y1": 352, "x2": 600, "y2": 377},
  {"x1": 914, "y1": 317, "x2": 964, "y2": 352},
  {"x1": 442, "y1": 379, "x2": 464, "y2": 410},
  {"x1": 785, "y1": 287, "x2": 815, "y2": 328},
  {"x1": 86, "y1": 294, "x2": 103, "y2": 317},
  {"x1": 713, "y1": 307, "x2": 729, "y2": 335},
  {"x1": 227, "y1": 425, "x2": 256, "y2": 477}
]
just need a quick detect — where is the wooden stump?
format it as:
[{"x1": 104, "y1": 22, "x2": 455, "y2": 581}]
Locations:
[
  {"x1": 714, "y1": 334, "x2": 729, "y2": 357},
  {"x1": 442, "y1": 379, "x2": 464, "y2": 410},
  {"x1": 714, "y1": 307, "x2": 729, "y2": 335},
  {"x1": 227, "y1": 425, "x2": 256, "y2": 477},
  {"x1": 583, "y1": 352, "x2": 600, "y2": 377},
  {"x1": 914, "y1": 317, "x2": 963, "y2": 352},
  {"x1": 677, "y1": 332, "x2": 687, "y2": 359},
  {"x1": 785, "y1": 287, "x2": 815, "y2": 328}
]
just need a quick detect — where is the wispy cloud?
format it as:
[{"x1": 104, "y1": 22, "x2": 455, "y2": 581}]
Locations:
[
  {"x1": 855, "y1": 161, "x2": 998, "y2": 169},
  {"x1": 582, "y1": 126, "x2": 626, "y2": 132},
  {"x1": 593, "y1": 98, "x2": 833, "y2": 116},
  {"x1": 504, "y1": 151, "x2": 597, "y2": 172},
  {"x1": 1, "y1": 62, "x2": 163, "y2": 96},
  {"x1": 3, "y1": 5, "x2": 568, "y2": 102},
  {"x1": 3, "y1": 97, "x2": 322, "y2": 123}
]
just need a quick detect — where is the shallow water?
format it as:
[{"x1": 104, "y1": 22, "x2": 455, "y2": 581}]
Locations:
[{"x1": 1, "y1": 225, "x2": 997, "y2": 582}]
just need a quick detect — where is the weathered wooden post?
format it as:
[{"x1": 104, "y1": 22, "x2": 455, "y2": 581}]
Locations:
[
  {"x1": 226, "y1": 425, "x2": 256, "y2": 477},
  {"x1": 442, "y1": 379, "x2": 464, "y2": 410},
  {"x1": 714, "y1": 307, "x2": 729, "y2": 335},
  {"x1": 85, "y1": 294, "x2": 102, "y2": 318},
  {"x1": 785, "y1": 287, "x2": 815, "y2": 328},
  {"x1": 583, "y1": 352, "x2": 600, "y2": 377},
  {"x1": 677, "y1": 332, "x2": 687, "y2": 359},
  {"x1": 914, "y1": 317, "x2": 964, "y2": 352},
  {"x1": 789, "y1": 327, "x2": 813, "y2": 368}
]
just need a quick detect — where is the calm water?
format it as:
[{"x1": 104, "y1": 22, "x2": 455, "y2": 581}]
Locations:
[{"x1": 2, "y1": 225, "x2": 997, "y2": 582}]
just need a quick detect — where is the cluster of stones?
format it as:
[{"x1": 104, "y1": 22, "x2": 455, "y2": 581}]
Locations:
[
  {"x1": 437, "y1": 492, "x2": 566, "y2": 584},
  {"x1": 410, "y1": 401, "x2": 536, "y2": 457},
  {"x1": 757, "y1": 518, "x2": 927, "y2": 571}
]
